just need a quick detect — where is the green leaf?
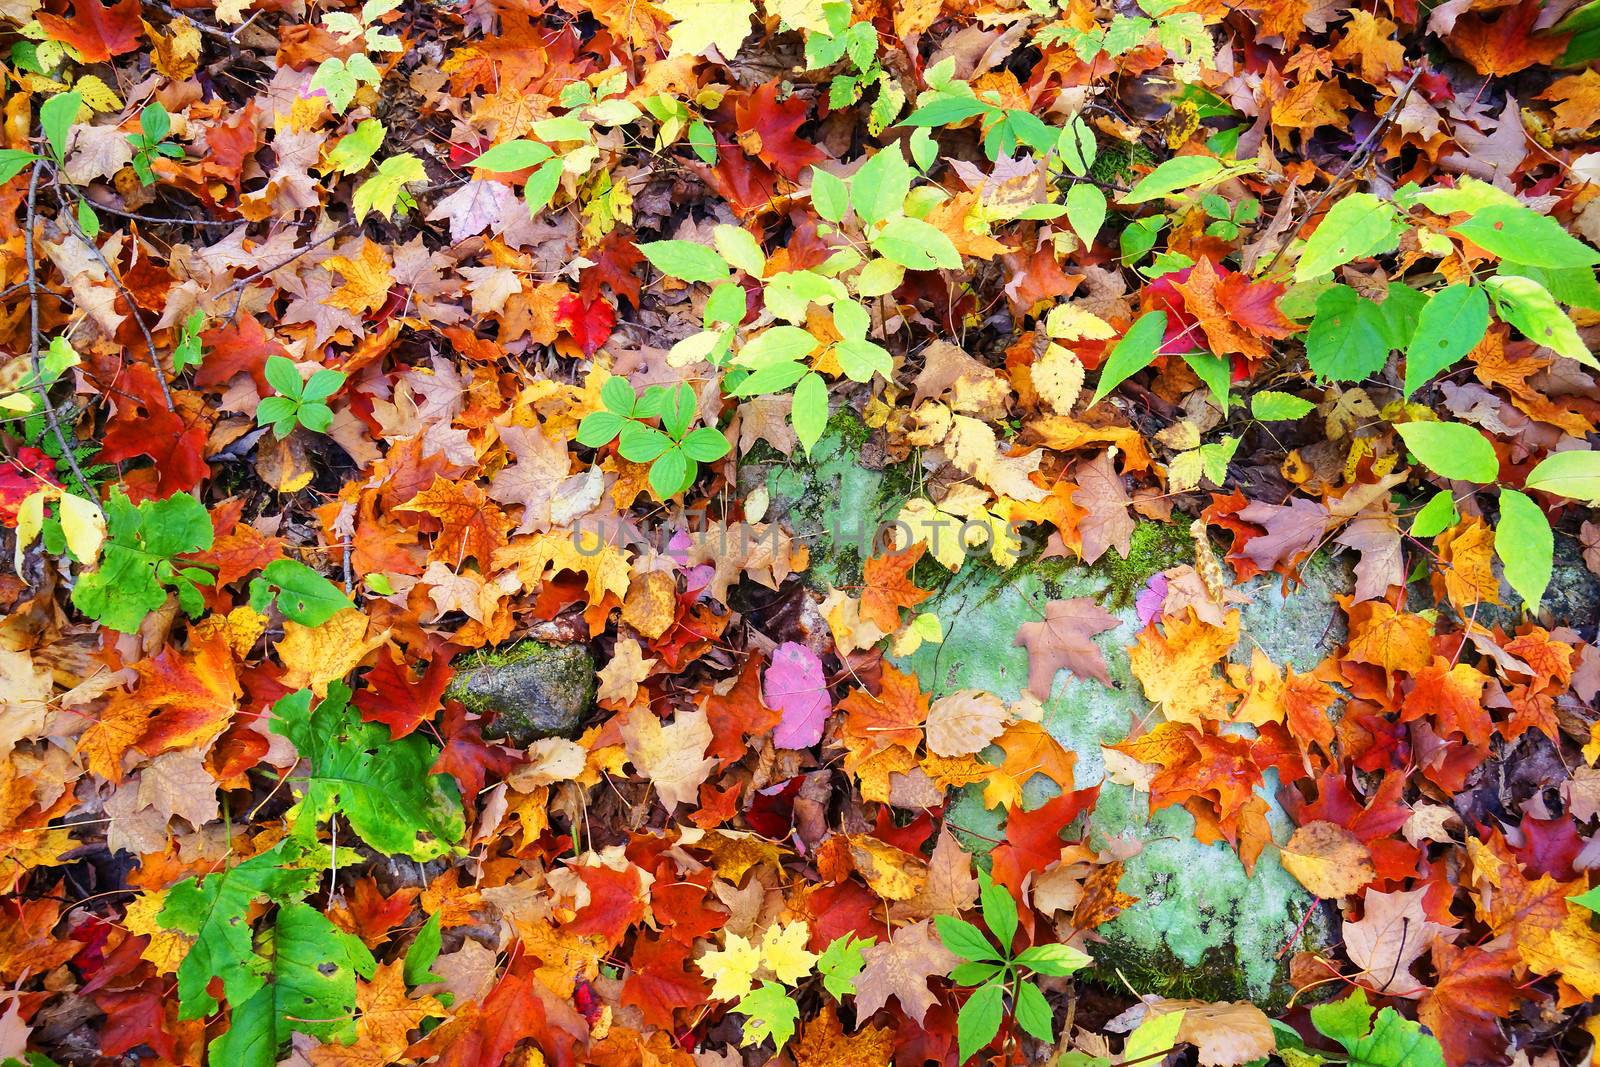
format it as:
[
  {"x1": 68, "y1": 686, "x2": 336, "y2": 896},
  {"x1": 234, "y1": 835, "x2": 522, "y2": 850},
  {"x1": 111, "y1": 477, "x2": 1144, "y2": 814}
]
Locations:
[
  {"x1": 713, "y1": 224, "x2": 766, "y2": 276},
  {"x1": 851, "y1": 145, "x2": 912, "y2": 226},
  {"x1": 734, "y1": 981, "x2": 799, "y2": 1051},
  {"x1": 812, "y1": 167, "x2": 850, "y2": 222},
  {"x1": 871, "y1": 215, "x2": 962, "y2": 270},
  {"x1": 206, "y1": 902, "x2": 377, "y2": 1065},
  {"x1": 71, "y1": 492, "x2": 214, "y2": 633},
  {"x1": 1120, "y1": 214, "x2": 1164, "y2": 263},
  {"x1": 296, "y1": 401, "x2": 334, "y2": 433},
  {"x1": 1065, "y1": 182, "x2": 1106, "y2": 248},
  {"x1": 900, "y1": 94, "x2": 990, "y2": 127},
  {"x1": 1395, "y1": 421, "x2": 1499, "y2": 482},
  {"x1": 1123, "y1": 1008, "x2": 1185, "y2": 1065},
  {"x1": 1411, "y1": 490, "x2": 1458, "y2": 537},
  {"x1": 1118, "y1": 155, "x2": 1221, "y2": 205},
  {"x1": 403, "y1": 912, "x2": 444, "y2": 986},
  {"x1": 576, "y1": 410, "x2": 626, "y2": 446},
  {"x1": 1013, "y1": 980, "x2": 1054, "y2": 1044},
  {"x1": 1524, "y1": 449, "x2": 1600, "y2": 503},
  {"x1": 0, "y1": 148, "x2": 38, "y2": 184},
  {"x1": 730, "y1": 359, "x2": 811, "y2": 396},
  {"x1": 1451, "y1": 203, "x2": 1600, "y2": 269},
  {"x1": 140, "y1": 102, "x2": 172, "y2": 143},
  {"x1": 1013, "y1": 942, "x2": 1093, "y2": 976},
  {"x1": 639, "y1": 239, "x2": 731, "y2": 283},
  {"x1": 956, "y1": 980, "x2": 1005, "y2": 1064},
  {"x1": 1091, "y1": 311, "x2": 1166, "y2": 404},
  {"x1": 269, "y1": 683, "x2": 464, "y2": 860},
  {"x1": 1181, "y1": 351, "x2": 1230, "y2": 410},
  {"x1": 1570, "y1": 884, "x2": 1600, "y2": 915},
  {"x1": 949, "y1": 960, "x2": 1005, "y2": 986},
  {"x1": 618, "y1": 423, "x2": 673, "y2": 463},
  {"x1": 1311, "y1": 989, "x2": 1377, "y2": 1052},
  {"x1": 324, "y1": 118, "x2": 386, "y2": 175},
  {"x1": 792, "y1": 372, "x2": 828, "y2": 457},
  {"x1": 160, "y1": 842, "x2": 324, "y2": 1018},
  {"x1": 1294, "y1": 193, "x2": 1401, "y2": 281},
  {"x1": 601, "y1": 374, "x2": 637, "y2": 414},
  {"x1": 1305, "y1": 285, "x2": 1392, "y2": 383},
  {"x1": 301, "y1": 368, "x2": 346, "y2": 404},
  {"x1": 978, "y1": 873, "x2": 1017, "y2": 953},
  {"x1": 737, "y1": 325, "x2": 818, "y2": 368},
  {"x1": 265, "y1": 355, "x2": 305, "y2": 398},
  {"x1": 39, "y1": 92, "x2": 81, "y2": 163},
  {"x1": 1311, "y1": 988, "x2": 1445, "y2": 1067},
  {"x1": 1484, "y1": 274, "x2": 1598, "y2": 369},
  {"x1": 256, "y1": 559, "x2": 353, "y2": 626},
  {"x1": 1403, "y1": 284, "x2": 1489, "y2": 397},
  {"x1": 933, "y1": 915, "x2": 1000, "y2": 962},
  {"x1": 679, "y1": 426, "x2": 730, "y2": 463},
  {"x1": 649, "y1": 446, "x2": 691, "y2": 499},
  {"x1": 1496, "y1": 489, "x2": 1552, "y2": 613},
  {"x1": 688, "y1": 120, "x2": 717, "y2": 165},
  {"x1": 816, "y1": 932, "x2": 871, "y2": 1000},
  {"x1": 1251, "y1": 391, "x2": 1315, "y2": 420},
  {"x1": 352, "y1": 153, "x2": 426, "y2": 221},
  {"x1": 834, "y1": 338, "x2": 892, "y2": 382},
  {"x1": 523, "y1": 158, "x2": 564, "y2": 213}
]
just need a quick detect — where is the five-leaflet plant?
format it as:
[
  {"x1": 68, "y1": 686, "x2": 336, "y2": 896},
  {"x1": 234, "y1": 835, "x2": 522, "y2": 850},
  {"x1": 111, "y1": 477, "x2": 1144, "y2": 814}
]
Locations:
[
  {"x1": 936, "y1": 873, "x2": 1093, "y2": 1063},
  {"x1": 126, "y1": 102, "x2": 182, "y2": 185},
  {"x1": 258, "y1": 355, "x2": 346, "y2": 439},
  {"x1": 576, "y1": 378, "x2": 730, "y2": 499}
]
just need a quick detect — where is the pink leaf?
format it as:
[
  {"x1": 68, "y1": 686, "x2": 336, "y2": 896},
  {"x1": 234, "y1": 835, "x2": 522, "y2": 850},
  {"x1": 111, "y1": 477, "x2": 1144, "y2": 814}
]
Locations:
[{"x1": 764, "y1": 642, "x2": 829, "y2": 749}]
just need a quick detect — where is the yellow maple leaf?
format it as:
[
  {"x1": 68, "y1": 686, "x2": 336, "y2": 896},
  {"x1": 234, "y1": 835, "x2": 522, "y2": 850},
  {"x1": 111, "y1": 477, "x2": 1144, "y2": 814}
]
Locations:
[
  {"x1": 122, "y1": 890, "x2": 193, "y2": 974},
  {"x1": 494, "y1": 529, "x2": 631, "y2": 605},
  {"x1": 322, "y1": 239, "x2": 395, "y2": 315},
  {"x1": 1128, "y1": 608, "x2": 1241, "y2": 726},
  {"x1": 759, "y1": 921, "x2": 819, "y2": 984},
  {"x1": 276, "y1": 608, "x2": 391, "y2": 697},
  {"x1": 698, "y1": 931, "x2": 763, "y2": 1000}
]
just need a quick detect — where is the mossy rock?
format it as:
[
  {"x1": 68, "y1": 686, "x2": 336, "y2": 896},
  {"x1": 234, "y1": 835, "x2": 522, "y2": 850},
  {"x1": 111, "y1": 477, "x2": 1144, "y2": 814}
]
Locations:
[{"x1": 445, "y1": 639, "x2": 595, "y2": 745}]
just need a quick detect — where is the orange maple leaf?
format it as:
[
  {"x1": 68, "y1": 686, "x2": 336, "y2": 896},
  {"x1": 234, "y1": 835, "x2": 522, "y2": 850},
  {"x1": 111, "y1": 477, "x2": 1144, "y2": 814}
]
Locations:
[
  {"x1": 397, "y1": 475, "x2": 511, "y2": 566},
  {"x1": 837, "y1": 663, "x2": 930, "y2": 756},
  {"x1": 858, "y1": 542, "x2": 934, "y2": 633},
  {"x1": 1128, "y1": 607, "x2": 1241, "y2": 726}
]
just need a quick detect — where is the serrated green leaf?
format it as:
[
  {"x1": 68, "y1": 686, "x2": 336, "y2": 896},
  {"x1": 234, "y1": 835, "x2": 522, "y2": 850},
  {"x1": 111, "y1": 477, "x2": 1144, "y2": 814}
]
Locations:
[
  {"x1": 1306, "y1": 285, "x2": 1392, "y2": 383},
  {"x1": 256, "y1": 559, "x2": 353, "y2": 626},
  {"x1": 1118, "y1": 155, "x2": 1222, "y2": 205},
  {"x1": 816, "y1": 932, "x2": 871, "y2": 1000},
  {"x1": 1411, "y1": 490, "x2": 1458, "y2": 537},
  {"x1": 1484, "y1": 273, "x2": 1596, "y2": 369},
  {"x1": 933, "y1": 915, "x2": 1000, "y2": 962},
  {"x1": 871, "y1": 215, "x2": 962, "y2": 270},
  {"x1": 1294, "y1": 193, "x2": 1401, "y2": 280},
  {"x1": 734, "y1": 981, "x2": 799, "y2": 1051},
  {"x1": 956, "y1": 980, "x2": 1005, "y2": 1064},
  {"x1": 268, "y1": 683, "x2": 464, "y2": 860},
  {"x1": 1452, "y1": 202, "x2": 1600, "y2": 269},
  {"x1": 352, "y1": 153, "x2": 426, "y2": 221},
  {"x1": 1251, "y1": 391, "x2": 1315, "y2": 420}
]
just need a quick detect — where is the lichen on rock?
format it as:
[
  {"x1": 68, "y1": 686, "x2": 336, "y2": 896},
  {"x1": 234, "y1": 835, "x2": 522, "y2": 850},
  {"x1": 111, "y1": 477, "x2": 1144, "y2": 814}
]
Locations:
[{"x1": 445, "y1": 639, "x2": 595, "y2": 745}]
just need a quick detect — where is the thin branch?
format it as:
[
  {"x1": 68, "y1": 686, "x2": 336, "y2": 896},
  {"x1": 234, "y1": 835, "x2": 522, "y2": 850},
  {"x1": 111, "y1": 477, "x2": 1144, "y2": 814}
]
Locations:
[
  {"x1": 23, "y1": 162, "x2": 99, "y2": 506},
  {"x1": 50, "y1": 173, "x2": 176, "y2": 410},
  {"x1": 1260, "y1": 64, "x2": 1426, "y2": 278}
]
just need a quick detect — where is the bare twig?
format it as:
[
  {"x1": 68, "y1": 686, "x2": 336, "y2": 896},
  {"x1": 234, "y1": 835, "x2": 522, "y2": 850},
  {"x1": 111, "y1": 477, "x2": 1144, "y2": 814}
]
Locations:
[
  {"x1": 23, "y1": 162, "x2": 99, "y2": 507},
  {"x1": 51, "y1": 173, "x2": 176, "y2": 411},
  {"x1": 1260, "y1": 64, "x2": 1427, "y2": 278},
  {"x1": 219, "y1": 225, "x2": 352, "y2": 323}
]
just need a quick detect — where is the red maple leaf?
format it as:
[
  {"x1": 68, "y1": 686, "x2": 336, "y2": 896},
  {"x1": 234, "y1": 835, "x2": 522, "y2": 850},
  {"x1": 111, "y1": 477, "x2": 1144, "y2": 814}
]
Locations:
[
  {"x1": 1418, "y1": 942, "x2": 1521, "y2": 1067},
  {"x1": 734, "y1": 80, "x2": 827, "y2": 181},
  {"x1": 95, "y1": 987, "x2": 176, "y2": 1061},
  {"x1": 566, "y1": 863, "x2": 647, "y2": 947},
  {"x1": 989, "y1": 788, "x2": 1101, "y2": 896},
  {"x1": 96, "y1": 365, "x2": 210, "y2": 499},
  {"x1": 580, "y1": 230, "x2": 645, "y2": 309},
  {"x1": 621, "y1": 933, "x2": 709, "y2": 1030},
  {"x1": 430, "y1": 702, "x2": 519, "y2": 800},
  {"x1": 0, "y1": 447, "x2": 62, "y2": 525},
  {"x1": 555, "y1": 293, "x2": 616, "y2": 357},
  {"x1": 37, "y1": 0, "x2": 142, "y2": 62},
  {"x1": 700, "y1": 652, "x2": 780, "y2": 767},
  {"x1": 353, "y1": 644, "x2": 454, "y2": 739}
]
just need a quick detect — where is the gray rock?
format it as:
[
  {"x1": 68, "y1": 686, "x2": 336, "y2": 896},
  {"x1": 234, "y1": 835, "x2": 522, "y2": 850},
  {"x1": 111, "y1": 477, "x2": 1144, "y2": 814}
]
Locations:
[
  {"x1": 771, "y1": 417, "x2": 1340, "y2": 1007},
  {"x1": 445, "y1": 640, "x2": 595, "y2": 745}
]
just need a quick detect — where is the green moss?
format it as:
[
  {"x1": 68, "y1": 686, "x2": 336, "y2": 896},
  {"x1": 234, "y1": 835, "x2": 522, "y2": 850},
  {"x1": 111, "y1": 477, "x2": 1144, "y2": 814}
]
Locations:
[{"x1": 1096, "y1": 520, "x2": 1194, "y2": 609}]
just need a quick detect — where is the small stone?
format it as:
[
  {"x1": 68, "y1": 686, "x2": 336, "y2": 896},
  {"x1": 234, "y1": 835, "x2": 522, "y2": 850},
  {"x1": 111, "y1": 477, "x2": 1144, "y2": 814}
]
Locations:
[{"x1": 445, "y1": 639, "x2": 595, "y2": 746}]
